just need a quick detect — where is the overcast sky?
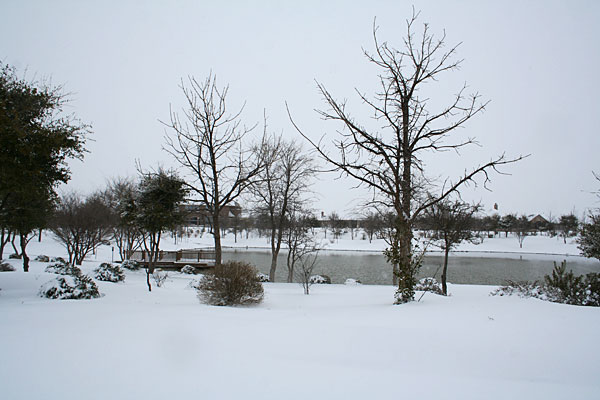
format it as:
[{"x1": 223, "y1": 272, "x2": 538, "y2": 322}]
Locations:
[{"x1": 2, "y1": 0, "x2": 599, "y2": 219}]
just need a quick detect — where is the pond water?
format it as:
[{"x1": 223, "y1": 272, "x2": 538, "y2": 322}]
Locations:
[{"x1": 223, "y1": 249, "x2": 600, "y2": 286}]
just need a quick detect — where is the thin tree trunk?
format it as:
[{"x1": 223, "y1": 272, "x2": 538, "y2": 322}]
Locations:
[
  {"x1": 20, "y1": 233, "x2": 29, "y2": 272},
  {"x1": 11, "y1": 231, "x2": 19, "y2": 256},
  {"x1": 442, "y1": 247, "x2": 450, "y2": 295}
]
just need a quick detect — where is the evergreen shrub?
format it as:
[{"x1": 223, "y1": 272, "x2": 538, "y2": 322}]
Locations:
[
  {"x1": 94, "y1": 262, "x2": 125, "y2": 282},
  {"x1": 40, "y1": 274, "x2": 101, "y2": 300}
]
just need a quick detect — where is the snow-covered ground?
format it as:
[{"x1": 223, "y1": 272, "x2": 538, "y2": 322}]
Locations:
[{"x1": 1, "y1": 235, "x2": 599, "y2": 399}]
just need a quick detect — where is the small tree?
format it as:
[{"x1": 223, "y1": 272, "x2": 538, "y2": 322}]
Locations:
[
  {"x1": 285, "y1": 211, "x2": 319, "y2": 285},
  {"x1": 579, "y1": 214, "x2": 600, "y2": 262},
  {"x1": 515, "y1": 215, "x2": 530, "y2": 249},
  {"x1": 425, "y1": 200, "x2": 480, "y2": 295},
  {"x1": 105, "y1": 177, "x2": 143, "y2": 261},
  {"x1": 558, "y1": 214, "x2": 579, "y2": 244},
  {"x1": 328, "y1": 212, "x2": 344, "y2": 241},
  {"x1": 50, "y1": 192, "x2": 114, "y2": 265},
  {"x1": 135, "y1": 168, "x2": 187, "y2": 291}
]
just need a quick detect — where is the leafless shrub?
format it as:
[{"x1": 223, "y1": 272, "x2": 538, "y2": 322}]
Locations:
[
  {"x1": 151, "y1": 271, "x2": 169, "y2": 287},
  {"x1": 195, "y1": 261, "x2": 264, "y2": 306}
]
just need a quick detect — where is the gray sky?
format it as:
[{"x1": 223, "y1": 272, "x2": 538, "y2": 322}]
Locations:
[{"x1": 2, "y1": 0, "x2": 599, "y2": 219}]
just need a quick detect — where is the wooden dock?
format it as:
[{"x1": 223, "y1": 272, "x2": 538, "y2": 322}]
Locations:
[{"x1": 128, "y1": 248, "x2": 216, "y2": 270}]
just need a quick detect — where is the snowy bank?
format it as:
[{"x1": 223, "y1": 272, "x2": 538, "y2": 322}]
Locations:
[{"x1": 1, "y1": 255, "x2": 599, "y2": 400}]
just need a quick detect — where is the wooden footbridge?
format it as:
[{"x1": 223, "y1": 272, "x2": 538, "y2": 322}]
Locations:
[{"x1": 128, "y1": 248, "x2": 216, "y2": 271}]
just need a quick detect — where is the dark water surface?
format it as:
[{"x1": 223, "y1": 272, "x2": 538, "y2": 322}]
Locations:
[{"x1": 223, "y1": 249, "x2": 600, "y2": 286}]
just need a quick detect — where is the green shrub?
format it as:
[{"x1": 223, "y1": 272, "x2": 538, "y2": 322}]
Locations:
[
  {"x1": 195, "y1": 261, "x2": 264, "y2": 306},
  {"x1": 45, "y1": 262, "x2": 82, "y2": 276},
  {"x1": 40, "y1": 274, "x2": 101, "y2": 300},
  {"x1": 94, "y1": 262, "x2": 125, "y2": 282}
]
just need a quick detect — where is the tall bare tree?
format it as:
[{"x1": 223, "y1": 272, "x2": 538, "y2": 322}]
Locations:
[
  {"x1": 251, "y1": 134, "x2": 316, "y2": 282},
  {"x1": 289, "y1": 12, "x2": 524, "y2": 303},
  {"x1": 164, "y1": 74, "x2": 263, "y2": 265}
]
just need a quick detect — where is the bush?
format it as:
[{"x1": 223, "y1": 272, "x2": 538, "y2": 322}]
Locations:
[
  {"x1": 50, "y1": 257, "x2": 66, "y2": 264},
  {"x1": 35, "y1": 255, "x2": 50, "y2": 262},
  {"x1": 491, "y1": 261, "x2": 600, "y2": 307},
  {"x1": 544, "y1": 261, "x2": 585, "y2": 305},
  {"x1": 256, "y1": 272, "x2": 270, "y2": 282},
  {"x1": 181, "y1": 265, "x2": 197, "y2": 274},
  {"x1": 39, "y1": 274, "x2": 101, "y2": 300},
  {"x1": 309, "y1": 274, "x2": 331, "y2": 284},
  {"x1": 152, "y1": 271, "x2": 169, "y2": 287},
  {"x1": 415, "y1": 277, "x2": 443, "y2": 295},
  {"x1": 0, "y1": 262, "x2": 16, "y2": 272},
  {"x1": 8, "y1": 253, "x2": 21, "y2": 259},
  {"x1": 94, "y1": 262, "x2": 125, "y2": 282},
  {"x1": 45, "y1": 262, "x2": 82, "y2": 276},
  {"x1": 195, "y1": 261, "x2": 264, "y2": 306},
  {"x1": 120, "y1": 260, "x2": 140, "y2": 270}
]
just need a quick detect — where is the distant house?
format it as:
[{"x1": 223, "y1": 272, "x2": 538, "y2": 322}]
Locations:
[
  {"x1": 529, "y1": 214, "x2": 551, "y2": 231},
  {"x1": 180, "y1": 203, "x2": 242, "y2": 226},
  {"x1": 529, "y1": 214, "x2": 549, "y2": 225}
]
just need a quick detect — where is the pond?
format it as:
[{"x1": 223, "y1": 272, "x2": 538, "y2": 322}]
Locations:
[{"x1": 223, "y1": 249, "x2": 600, "y2": 286}]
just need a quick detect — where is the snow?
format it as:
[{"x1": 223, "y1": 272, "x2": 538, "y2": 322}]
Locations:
[{"x1": 1, "y1": 233, "x2": 599, "y2": 399}]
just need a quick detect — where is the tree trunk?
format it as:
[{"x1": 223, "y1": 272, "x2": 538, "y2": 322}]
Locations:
[
  {"x1": 213, "y1": 212, "x2": 222, "y2": 266},
  {"x1": 269, "y1": 251, "x2": 279, "y2": 283},
  {"x1": 442, "y1": 247, "x2": 450, "y2": 295},
  {"x1": 20, "y1": 233, "x2": 29, "y2": 272},
  {"x1": 146, "y1": 268, "x2": 152, "y2": 292}
]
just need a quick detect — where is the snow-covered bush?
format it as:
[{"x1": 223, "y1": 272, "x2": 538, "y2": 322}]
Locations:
[
  {"x1": 344, "y1": 278, "x2": 361, "y2": 285},
  {"x1": 50, "y1": 257, "x2": 66, "y2": 264},
  {"x1": 491, "y1": 280, "x2": 555, "y2": 301},
  {"x1": 40, "y1": 274, "x2": 101, "y2": 300},
  {"x1": 0, "y1": 262, "x2": 16, "y2": 272},
  {"x1": 181, "y1": 265, "x2": 197, "y2": 274},
  {"x1": 45, "y1": 262, "x2": 82, "y2": 276},
  {"x1": 415, "y1": 277, "x2": 443, "y2": 295},
  {"x1": 120, "y1": 260, "x2": 140, "y2": 270},
  {"x1": 152, "y1": 271, "x2": 169, "y2": 287},
  {"x1": 491, "y1": 262, "x2": 600, "y2": 307},
  {"x1": 256, "y1": 272, "x2": 270, "y2": 282},
  {"x1": 309, "y1": 274, "x2": 331, "y2": 284},
  {"x1": 8, "y1": 253, "x2": 20, "y2": 259},
  {"x1": 94, "y1": 263, "x2": 125, "y2": 282},
  {"x1": 35, "y1": 255, "x2": 50, "y2": 262},
  {"x1": 195, "y1": 261, "x2": 264, "y2": 306}
]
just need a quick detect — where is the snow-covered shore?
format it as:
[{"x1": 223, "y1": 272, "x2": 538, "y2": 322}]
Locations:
[
  {"x1": 1, "y1": 235, "x2": 600, "y2": 399},
  {"x1": 143, "y1": 228, "x2": 583, "y2": 256}
]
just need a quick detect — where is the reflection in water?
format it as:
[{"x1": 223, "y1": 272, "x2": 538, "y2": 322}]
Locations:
[{"x1": 224, "y1": 249, "x2": 600, "y2": 286}]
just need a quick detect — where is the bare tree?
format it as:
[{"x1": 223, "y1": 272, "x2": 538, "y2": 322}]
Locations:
[
  {"x1": 105, "y1": 177, "x2": 143, "y2": 261},
  {"x1": 289, "y1": 13, "x2": 524, "y2": 303},
  {"x1": 515, "y1": 215, "x2": 531, "y2": 249},
  {"x1": 286, "y1": 211, "x2": 320, "y2": 290},
  {"x1": 425, "y1": 199, "x2": 480, "y2": 295},
  {"x1": 51, "y1": 192, "x2": 114, "y2": 265},
  {"x1": 251, "y1": 134, "x2": 316, "y2": 282},
  {"x1": 164, "y1": 73, "x2": 263, "y2": 265}
]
